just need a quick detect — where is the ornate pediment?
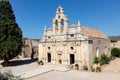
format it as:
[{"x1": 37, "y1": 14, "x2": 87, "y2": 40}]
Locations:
[{"x1": 57, "y1": 51, "x2": 63, "y2": 54}]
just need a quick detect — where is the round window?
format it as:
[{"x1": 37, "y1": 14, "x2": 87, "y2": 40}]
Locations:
[
  {"x1": 70, "y1": 46, "x2": 74, "y2": 50},
  {"x1": 48, "y1": 47, "x2": 50, "y2": 49}
]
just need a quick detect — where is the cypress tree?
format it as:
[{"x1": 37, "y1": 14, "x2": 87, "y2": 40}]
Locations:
[{"x1": 0, "y1": 0, "x2": 22, "y2": 66}]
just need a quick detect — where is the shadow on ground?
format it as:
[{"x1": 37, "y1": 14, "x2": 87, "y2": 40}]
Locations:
[{"x1": 1, "y1": 58, "x2": 38, "y2": 67}]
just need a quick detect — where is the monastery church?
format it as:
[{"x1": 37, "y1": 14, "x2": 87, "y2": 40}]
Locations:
[{"x1": 38, "y1": 6, "x2": 111, "y2": 67}]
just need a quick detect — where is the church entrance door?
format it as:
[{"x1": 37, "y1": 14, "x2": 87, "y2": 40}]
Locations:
[
  {"x1": 70, "y1": 54, "x2": 75, "y2": 64},
  {"x1": 47, "y1": 53, "x2": 51, "y2": 62},
  {"x1": 58, "y1": 54, "x2": 62, "y2": 64}
]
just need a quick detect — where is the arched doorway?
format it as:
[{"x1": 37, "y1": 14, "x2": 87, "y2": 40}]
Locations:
[
  {"x1": 58, "y1": 54, "x2": 62, "y2": 64},
  {"x1": 70, "y1": 54, "x2": 75, "y2": 64},
  {"x1": 47, "y1": 53, "x2": 51, "y2": 62}
]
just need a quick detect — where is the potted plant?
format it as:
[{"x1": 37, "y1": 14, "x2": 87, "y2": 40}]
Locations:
[
  {"x1": 96, "y1": 66, "x2": 101, "y2": 72},
  {"x1": 83, "y1": 65, "x2": 88, "y2": 71},
  {"x1": 38, "y1": 60, "x2": 44, "y2": 65},
  {"x1": 90, "y1": 66, "x2": 95, "y2": 72},
  {"x1": 58, "y1": 59, "x2": 62, "y2": 64},
  {"x1": 75, "y1": 64, "x2": 79, "y2": 70}
]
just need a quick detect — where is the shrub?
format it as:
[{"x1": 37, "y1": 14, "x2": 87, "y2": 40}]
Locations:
[
  {"x1": 90, "y1": 66, "x2": 95, "y2": 72},
  {"x1": 94, "y1": 54, "x2": 110, "y2": 66},
  {"x1": 83, "y1": 65, "x2": 88, "y2": 71},
  {"x1": 75, "y1": 64, "x2": 79, "y2": 70},
  {"x1": 111, "y1": 48, "x2": 120, "y2": 57},
  {"x1": 96, "y1": 66, "x2": 101, "y2": 72},
  {"x1": 109, "y1": 55, "x2": 115, "y2": 60},
  {"x1": 38, "y1": 60, "x2": 44, "y2": 65},
  {"x1": 0, "y1": 70, "x2": 24, "y2": 80},
  {"x1": 99, "y1": 54, "x2": 109, "y2": 65},
  {"x1": 94, "y1": 57, "x2": 100, "y2": 64}
]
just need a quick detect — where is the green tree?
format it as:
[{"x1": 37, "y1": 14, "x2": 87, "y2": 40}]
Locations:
[
  {"x1": 99, "y1": 54, "x2": 109, "y2": 65},
  {"x1": 0, "y1": 0, "x2": 22, "y2": 66},
  {"x1": 111, "y1": 48, "x2": 120, "y2": 57},
  {"x1": 94, "y1": 57, "x2": 100, "y2": 64}
]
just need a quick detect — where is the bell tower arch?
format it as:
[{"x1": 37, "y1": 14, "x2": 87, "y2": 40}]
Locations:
[{"x1": 52, "y1": 5, "x2": 68, "y2": 33}]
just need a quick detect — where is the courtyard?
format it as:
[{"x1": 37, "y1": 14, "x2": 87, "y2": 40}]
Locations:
[
  {"x1": 0, "y1": 58, "x2": 120, "y2": 80},
  {"x1": 27, "y1": 70, "x2": 120, "y2": 80}
]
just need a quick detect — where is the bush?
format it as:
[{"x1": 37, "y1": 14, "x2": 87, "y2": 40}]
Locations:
[
  {"x1": 90, "y1": 66, "x2": 101, "y2": 72},
  {"x1": 96, "y1": 66, "x2": 101, "y2": 72},
  {"x1": 109, "y1": 55, "x2": 115, "y2": 60},
  {"x1": 94, "y1": 57, "x2": 100, "y2": 64},
  {"x1": 90, "y1": 66, "x2": 95, "y2": 72},
  {"x1": 0, "y1": 70, "x2": 24, "y2": 80},
  {"x1": 37, "y1": 60, "x2": 44, "y2": 65},
  {"x1": 75, "y1": 64, "x2": 79, "y2": 70},
  {"x1": 83, "y1": 65, "x2": 88, "y2": 71},
  {"x1": 111, "y1": 48, "x2": 120, "y2": 57},
  {"x1": 99, "y1": 54, "x2": 109, "y2": 65}
]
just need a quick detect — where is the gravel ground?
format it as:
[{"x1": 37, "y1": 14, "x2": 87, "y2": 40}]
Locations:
[
  {"x1": 0, "y1": 58, "x2": 39, "y2": 76},
  {"x1": 1, "y1": 58, "x2": 120, "y2": 80},
  {"x1": 102, "y1": 58, "x2": 120, "y2": 72},
  {"x1": 27, "y1": 70, "x2": 120, "y2": 80}
]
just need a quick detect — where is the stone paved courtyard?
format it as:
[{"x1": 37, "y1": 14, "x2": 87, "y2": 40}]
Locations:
[
  {"x1": 0, "y1": 58, "x2": 120, "y2": 80},
  {"x1": 27, "y1": 70, "x2": 120, "y2": 80}
]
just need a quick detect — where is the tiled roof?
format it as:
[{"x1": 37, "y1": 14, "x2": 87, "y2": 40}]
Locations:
[
  {"x1": 81, "y1": 26, "x2": 109, "y2": 39},
  {"x1": 68, "y1": 25, "x2": 108, "y2": 39}
]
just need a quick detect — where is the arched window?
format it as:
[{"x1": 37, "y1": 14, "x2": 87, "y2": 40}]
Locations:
[
  {"x1": 96, "y1": 47, "x2": 99, "y2": 57},
  {"x1": 70, "y1": 46, "x2": 74, "y2": 50},
  {"x1": 58, "y1": 8, "x2": 60, "y2": 13},
  {"x1": 55, "y1": 20, "x2": 58, "y2": 28},
  {"x1": 48, "y1": 47, "x2": 50, "y2": 50},
  {"x1": 61, "y1": 19, "x2": 64, "y2": 29},
  {"x1": 61, "y1": 19, "x2": 64, "y2": 25}
]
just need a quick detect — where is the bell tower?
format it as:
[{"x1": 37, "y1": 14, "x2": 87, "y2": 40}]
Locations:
[{"x1": 52, "y1": 5, "x2": 68, "y2": 33}]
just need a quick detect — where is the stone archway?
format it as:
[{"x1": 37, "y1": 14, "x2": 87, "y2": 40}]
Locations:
[{"x1": 58, "y1": 54, "x2": 62, "y2": 64}]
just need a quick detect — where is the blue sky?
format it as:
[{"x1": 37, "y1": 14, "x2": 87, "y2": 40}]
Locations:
[{"x1": 9, "y1": 0, "x2": 120, "y2": 39}]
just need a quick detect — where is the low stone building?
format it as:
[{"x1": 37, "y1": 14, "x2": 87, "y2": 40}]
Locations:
[
  {"x1": 21, "y1": 38, "x2": 39, "y2": 58},
  {"x1": 109, "y1": 36, "x2": 120, "y2": 49},
  {"x1": 38, "y1": 6, "x2": 111, "y2": 67}
]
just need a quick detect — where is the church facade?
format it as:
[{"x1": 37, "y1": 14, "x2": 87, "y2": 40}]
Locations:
[{"x1": 38, "y1": 6, "x2": 111, "y2": 67}]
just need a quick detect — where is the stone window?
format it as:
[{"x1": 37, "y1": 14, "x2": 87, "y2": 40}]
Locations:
[
  {"x1": 82, "y1": 34, "x2": 84, "y2": 36},
  {"x1": 70, "y1": 34, "x2": 74, "y2": 37},
  {"x1": 88, "y1": 40, "x2": 93, "y2": 44},
  {"x1": 48, "y1": 36, "x2": 51, "y2": 39},
  {"x1": 70, "y1": 46, "x2": 74, "y2": 50},
  {"x1": 48, "y1": 47, "x2": 50, "y2": 50}
]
